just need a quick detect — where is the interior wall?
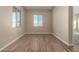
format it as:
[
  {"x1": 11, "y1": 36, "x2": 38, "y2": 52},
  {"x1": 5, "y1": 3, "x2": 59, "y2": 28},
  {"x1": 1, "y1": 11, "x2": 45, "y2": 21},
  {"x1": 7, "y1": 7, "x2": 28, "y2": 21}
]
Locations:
[
  {"x1": 73, "y1": 6, "x2": 79, "y2": 44},
  {"x1": 0, "y1": 6, "x2": 25, "y2": 49},
  {"x1": 73, "y1": 6, "x2": 79, "y2": 32},
  {"x1": 52, "y1": 6, "x2": 72, "y2": 45},
  {"x1": 0, "y1": 6, "x2": 73, "y2": 50},
  {"x1": 24, "y1": 9, "x2": 52, "y2": 34}
]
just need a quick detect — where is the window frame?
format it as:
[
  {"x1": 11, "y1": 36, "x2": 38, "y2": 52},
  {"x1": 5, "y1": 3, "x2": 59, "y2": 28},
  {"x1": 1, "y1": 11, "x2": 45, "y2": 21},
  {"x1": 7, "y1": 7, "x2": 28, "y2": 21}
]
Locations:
[
  {"x1": 16, "y1": 8, "x2": 21, "y2": 27},
  {"x1": 12, "y1": 7, "x2": 21, "y2": 28},
  {"x1": 33, "y1": 15, "x2": 43, "y2": 27}
]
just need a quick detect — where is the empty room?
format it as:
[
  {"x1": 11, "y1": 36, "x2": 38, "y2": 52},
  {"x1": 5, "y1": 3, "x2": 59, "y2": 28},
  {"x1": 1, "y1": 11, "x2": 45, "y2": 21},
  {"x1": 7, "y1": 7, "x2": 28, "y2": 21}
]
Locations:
[{"x1": 0, "y1": 6, "x2": 77, "y2": 52}]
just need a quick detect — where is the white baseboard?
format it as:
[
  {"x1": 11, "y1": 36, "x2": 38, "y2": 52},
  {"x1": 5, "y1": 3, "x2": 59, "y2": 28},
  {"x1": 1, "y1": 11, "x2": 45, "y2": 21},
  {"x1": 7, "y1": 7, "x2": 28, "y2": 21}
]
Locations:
[
  {"x1": 51, "y1": 33, "x2": 73, "y2": 46},
  {"x1": 0, "y1": 34, "x2": 24, "y2": 51},
  {"x1": 24, "y1": 32, "x2": 51, "y2": 34}
]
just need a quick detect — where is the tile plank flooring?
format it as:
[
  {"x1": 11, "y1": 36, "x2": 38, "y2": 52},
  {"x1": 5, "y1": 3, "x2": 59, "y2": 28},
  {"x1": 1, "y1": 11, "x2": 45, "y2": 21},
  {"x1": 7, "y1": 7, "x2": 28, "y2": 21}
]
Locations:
[{"x1": 2, "y1": 34, "x2": 67, "y2": 52}]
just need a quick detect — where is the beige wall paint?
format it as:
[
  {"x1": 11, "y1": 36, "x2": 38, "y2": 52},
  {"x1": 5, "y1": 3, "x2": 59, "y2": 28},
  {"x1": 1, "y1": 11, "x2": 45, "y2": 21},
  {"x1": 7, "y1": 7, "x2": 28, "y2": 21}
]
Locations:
[
  {"x1": 52, "y1": 6, "x2": 71, "y2": 44},
  {"x1": 0, "y1": 6, "x2": 25, "y2": 49},
  {"x1": 0, "y1": 6, "x2": 73, "y2": 50},
  {"x1": 24, "y1": 9, "x2": 52, "y2": 34}
]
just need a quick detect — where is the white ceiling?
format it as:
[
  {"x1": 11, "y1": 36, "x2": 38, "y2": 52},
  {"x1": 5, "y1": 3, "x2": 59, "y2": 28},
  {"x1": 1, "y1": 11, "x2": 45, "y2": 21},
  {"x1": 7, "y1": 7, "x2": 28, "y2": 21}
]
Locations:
[{"x1": 24, "y1": 6, "x2": 53, "y2": 10}]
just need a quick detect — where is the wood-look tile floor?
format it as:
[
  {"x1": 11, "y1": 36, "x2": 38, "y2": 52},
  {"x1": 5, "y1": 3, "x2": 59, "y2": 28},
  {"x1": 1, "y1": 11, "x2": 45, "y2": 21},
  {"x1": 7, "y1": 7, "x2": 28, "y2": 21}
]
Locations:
[{"x1": 2, "y1": 34, "x2": 67, "y2": 52}]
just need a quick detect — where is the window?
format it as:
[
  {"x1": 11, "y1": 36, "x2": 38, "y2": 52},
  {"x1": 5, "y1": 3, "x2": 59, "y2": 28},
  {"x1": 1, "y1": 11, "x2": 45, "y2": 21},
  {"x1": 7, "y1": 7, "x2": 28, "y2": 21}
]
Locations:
[
  {"x1": 17, "y1": 9, "x2": 21, "y2": 27},
  {"x1": 33, "y1": 15, "x2": 43, "y2": 27},
  {"x1": 73, "y1": 14, "x2": 79, "y2": 32},
  {"x1": 12, "y1": 7, "x2": 21, "y2": 28},
  {"x1": 12, "y1": 7, "x2": 17, "y2": 28}
]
